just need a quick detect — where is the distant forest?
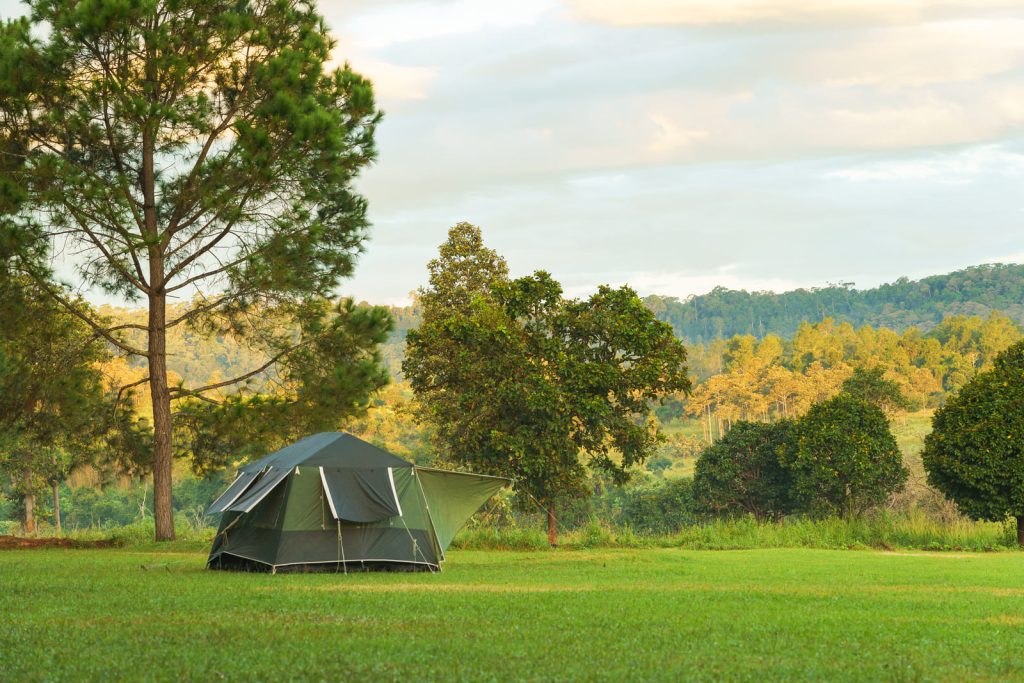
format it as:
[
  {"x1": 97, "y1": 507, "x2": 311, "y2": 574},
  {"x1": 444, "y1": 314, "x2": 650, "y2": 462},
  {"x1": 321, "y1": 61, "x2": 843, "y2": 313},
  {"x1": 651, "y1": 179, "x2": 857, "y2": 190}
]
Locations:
[
  {"x1": 377, "y1": 262, "x2": 1024, "y2": 374},
  {"x1": 101, "y1": 262, "x2": 1024, "y2": 388},
  {"x1": 644, "y1": 263, "x2": 1024, "y2": 343}
]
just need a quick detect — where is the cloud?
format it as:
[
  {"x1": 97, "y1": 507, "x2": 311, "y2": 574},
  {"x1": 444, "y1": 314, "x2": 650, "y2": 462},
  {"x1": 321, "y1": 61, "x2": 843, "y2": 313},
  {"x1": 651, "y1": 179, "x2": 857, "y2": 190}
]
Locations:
[
  {"x1": 346, "y1": 59, "x2": 438, "y2": 102},
  {"x1": 799, "y1": 20, "x2": 1024, "y2": 89},
  {"x1": 647, "y1": 114, "x2": 710, "y2": 154},
  {"x1": 564, "y1": 0, "x2": 1023, "y2": 27},
  {"x1": 826, "y1": 145, "x2": 1024, "y2": 183},
  {"x1": 343, "y1": 0, "x2": 552, "y2": 49},
  {"x1": 584, "y1": 268, "x2": 806, "y2": 299}
]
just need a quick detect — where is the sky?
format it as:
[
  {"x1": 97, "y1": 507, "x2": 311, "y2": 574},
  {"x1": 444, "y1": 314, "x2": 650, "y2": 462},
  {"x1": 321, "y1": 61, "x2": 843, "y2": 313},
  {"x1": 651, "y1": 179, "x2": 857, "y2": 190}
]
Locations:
[{"x1": 3, "y1": 0, "x2": 1023, "y2": 305}]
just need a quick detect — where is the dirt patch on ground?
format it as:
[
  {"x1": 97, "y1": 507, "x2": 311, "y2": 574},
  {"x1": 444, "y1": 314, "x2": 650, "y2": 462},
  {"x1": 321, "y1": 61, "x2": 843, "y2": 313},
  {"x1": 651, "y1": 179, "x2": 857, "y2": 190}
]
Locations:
[{"x1": 0, "y1": 535, "x2": 118, "y2": 550}]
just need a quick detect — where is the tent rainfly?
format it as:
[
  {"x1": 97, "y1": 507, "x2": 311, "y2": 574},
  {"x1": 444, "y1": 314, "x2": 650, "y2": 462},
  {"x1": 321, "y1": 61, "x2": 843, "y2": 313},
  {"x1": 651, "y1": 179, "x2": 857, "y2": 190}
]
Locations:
[{"x1": 205, "y1": 432, "x2": 509, "y2": 573}]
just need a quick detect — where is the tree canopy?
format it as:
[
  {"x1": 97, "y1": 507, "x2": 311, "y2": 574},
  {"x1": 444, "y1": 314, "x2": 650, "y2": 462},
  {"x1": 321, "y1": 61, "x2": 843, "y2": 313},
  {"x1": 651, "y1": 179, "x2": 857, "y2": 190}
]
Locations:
[
  {"x1": 404, "y1": 224, "x2": 691, "y2": 543},
  {"x1": 693, "y1": 420, "x2": 795, "y2": 521},
  {"x1": 782, "y1": 393, "x2": 907, "y2": 517},
  {"x1": 0, "y1": 0, "x2": 387, "y2": 539},
  {"x1": 0, "y1": 274, "x2": 148, "y2": 532},
  {"x1": 923, "y1": 341, "x2": 1024, "y2": 546},
  {"x1": 645, "y1": 263, "x2": 1024, "y2": 344}
]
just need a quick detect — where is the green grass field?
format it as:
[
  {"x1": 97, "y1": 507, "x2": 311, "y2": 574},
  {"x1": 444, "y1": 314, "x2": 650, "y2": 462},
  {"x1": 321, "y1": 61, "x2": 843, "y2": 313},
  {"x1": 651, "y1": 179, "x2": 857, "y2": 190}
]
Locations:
[{"x1": 4, "y1": 547, "x2": 1024, "y2": 681}]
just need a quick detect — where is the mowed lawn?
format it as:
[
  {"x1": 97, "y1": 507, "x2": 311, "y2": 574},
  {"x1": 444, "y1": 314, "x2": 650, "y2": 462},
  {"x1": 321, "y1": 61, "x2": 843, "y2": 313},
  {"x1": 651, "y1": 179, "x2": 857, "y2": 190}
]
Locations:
[{"x1": 3, "y1": 548, "x2": 1024, "y2": 681}]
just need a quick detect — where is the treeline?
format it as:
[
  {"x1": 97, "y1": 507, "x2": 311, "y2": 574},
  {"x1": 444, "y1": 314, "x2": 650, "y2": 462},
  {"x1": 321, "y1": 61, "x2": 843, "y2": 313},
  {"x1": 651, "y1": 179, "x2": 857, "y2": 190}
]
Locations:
[
  {"x1": 101, "y1": 262, "x2": 1024, "y2": 388},
  {"x1": 645, "y1": 263, "x2": 1024, "y2": 343},
  {"x1": 98, "y1": 303, "x2": 1020, "y2": 457},
  {"x1": 0, "y1": 477, "x2": 225, "y2": 535},
  {"x1": 679, "y1": 313, "x2": 1021, "y2": 441}
]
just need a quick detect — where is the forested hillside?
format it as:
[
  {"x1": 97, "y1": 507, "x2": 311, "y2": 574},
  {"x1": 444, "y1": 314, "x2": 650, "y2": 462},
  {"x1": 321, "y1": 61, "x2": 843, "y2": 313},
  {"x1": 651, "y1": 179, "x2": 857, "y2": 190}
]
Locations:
[
  {"x1": 644, "y1": 263, "x2": 1024, "y2": 343},
  {"x1": 102, "y1": 262, "x2": 1024, "y2": 388}
]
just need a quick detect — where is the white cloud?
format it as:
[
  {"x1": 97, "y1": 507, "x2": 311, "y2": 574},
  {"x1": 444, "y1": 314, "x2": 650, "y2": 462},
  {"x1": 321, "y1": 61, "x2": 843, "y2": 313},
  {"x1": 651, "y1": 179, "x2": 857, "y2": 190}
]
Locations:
[
  {"x1": 827, "y1": 146, "x2": 1024, "y2": 183},
  {"x1": 346, "y1": 59, "x2": 438, "y2": 102},
  {"x1": 565, "y1": 0, "x2": 1022, "y2": 27},
  {"x1": 806, "y1": 20, "x2": 1024, "y2": 89},
  {"x1": 647, "y1": 114, "x2": 710, "y2": 154},
  {"x1": 345, "y1": 0, "x2": 552, "y2": 49},
  {"x1": 564, "y1": 267, "x2": 805, "y2": 299}
]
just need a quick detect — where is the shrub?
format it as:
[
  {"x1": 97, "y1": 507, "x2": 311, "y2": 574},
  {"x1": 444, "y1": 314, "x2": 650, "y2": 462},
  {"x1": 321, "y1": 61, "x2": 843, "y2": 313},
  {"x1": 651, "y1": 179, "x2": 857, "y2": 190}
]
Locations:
[
  {"x1": 783, "y1": 394, "x2": 907, "y2": 517},
  {"x1": 693, "y1": 420, "x2": 795, "y2": 520},
  {"x1": 618, "y1": 477, "x2": 697, "y2": 534},
  {"x1": 923, "y1": 341, "x2": 1024, "y2": 546}
]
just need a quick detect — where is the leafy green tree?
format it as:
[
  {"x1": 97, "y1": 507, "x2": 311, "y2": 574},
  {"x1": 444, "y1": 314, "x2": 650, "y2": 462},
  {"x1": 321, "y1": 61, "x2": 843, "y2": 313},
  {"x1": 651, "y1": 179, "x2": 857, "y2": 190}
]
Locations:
[
  {"x1": 693, "y1": 420, "x2": 795, "y2": 520},
  {"x1": 0, "y1": 275, "x2": 139, "y2": 533},
  {"x1": 405, "y1": 225, "x2": 691, "y2": 544},
  {"x1": 783, "y1": 394, "x2": 907, "y2": 517},
  {"x1": 417, "y1": 221, "x2": 509, "y2": 321},
  {"x1": 922, "y1": 341, "x2": 1024, "y2": 546},
  {"x1": 841, "y1": 367, "x2": 913, "y2": 414},
  {"x1": 176, "y1": 300, "x2": 392, "y2": 475},
  {"x1": 0, "y1": 0, "x2": 384, "y2": 539}
]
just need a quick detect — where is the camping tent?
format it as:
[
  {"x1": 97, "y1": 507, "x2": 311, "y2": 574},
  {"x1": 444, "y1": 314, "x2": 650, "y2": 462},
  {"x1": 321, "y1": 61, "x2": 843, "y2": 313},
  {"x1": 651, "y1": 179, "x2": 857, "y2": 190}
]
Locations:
[{"x1": 205, "y1": 432, "x2": 508, "y2": 573}]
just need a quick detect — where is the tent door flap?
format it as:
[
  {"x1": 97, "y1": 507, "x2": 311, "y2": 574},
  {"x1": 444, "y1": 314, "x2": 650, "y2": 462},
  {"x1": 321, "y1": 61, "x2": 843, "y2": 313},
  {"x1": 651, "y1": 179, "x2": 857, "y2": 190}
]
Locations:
[{"x1": 319, "y1": 466, "x2": 403, "y2": 523}]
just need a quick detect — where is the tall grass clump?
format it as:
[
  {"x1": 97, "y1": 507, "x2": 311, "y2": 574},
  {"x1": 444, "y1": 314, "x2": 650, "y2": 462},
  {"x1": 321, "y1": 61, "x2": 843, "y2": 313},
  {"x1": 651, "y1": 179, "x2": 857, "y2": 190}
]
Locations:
[
  {"x1": 451, "y1": 526, "x2": 550, "y2": 551},
  {"x1": 453, "y1": 512, "x2": 1015, "y2": 552},
  {"x1": 100, "y1": 522, "x2": 216, "y2": 552},
  {"x1": 664, "y1": 513, "x2": 1014, "y2": 552}
]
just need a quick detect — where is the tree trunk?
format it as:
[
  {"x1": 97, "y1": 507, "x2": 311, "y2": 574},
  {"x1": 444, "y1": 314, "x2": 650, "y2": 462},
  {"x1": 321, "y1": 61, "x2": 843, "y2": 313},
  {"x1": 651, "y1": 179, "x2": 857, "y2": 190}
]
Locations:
[
  {"x1": 23, "y1": 495, "x2": 35, "y2": 534},
  {"x1": 52, "y1": 482, "x2": 61, "y2": 535},
  {"x1": 547, "y1": 503, "x2": 557, "y2": 547},
  {"x1": 149, "y1": 289, "x2": 175, "y2": 541},
  {"x1": 1017, "y1": 516, "x2": 1024, "y2": 549},
  {"x1": 22, "y1": 469, "x2": 35, "y2": 534},
  {"x1": 141, "y1": 57, "x2": 174, "y2": 541}
]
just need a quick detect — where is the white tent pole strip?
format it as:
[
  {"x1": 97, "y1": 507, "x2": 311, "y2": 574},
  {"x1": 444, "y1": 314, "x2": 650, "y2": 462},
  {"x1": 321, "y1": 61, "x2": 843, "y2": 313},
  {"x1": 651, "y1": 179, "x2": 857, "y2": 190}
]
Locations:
[
  {"x1": 387, "y1": 467, "x2": 403, "y2": 517},
  {"x1": 319, "y1": 467, "x2": 340, "y2": 520},
  {"x1": 206, "y1": 472, "x2": 243, "y2": 513}
]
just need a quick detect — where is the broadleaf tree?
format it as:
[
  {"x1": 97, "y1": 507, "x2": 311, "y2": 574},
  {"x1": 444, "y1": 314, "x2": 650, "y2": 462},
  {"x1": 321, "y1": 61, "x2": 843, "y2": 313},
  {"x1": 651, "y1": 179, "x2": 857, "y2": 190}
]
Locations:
[
  {"x1": 922, "y1": 341, "x2": 1024, "y2": 546},
  {"x1": 404, "y1": 224, "x2": 691, "y2": 544},
  {"x1": 0, "y1": 0, "x2": 386, "y2": 539},
  {"x1": 693, "y1": 420, "x2": 795, "y2": 521},
  {"x1": 0, "y1": 273, "x2": 148, "y2": 533},
  {"x1": 782, "y1": 393, "x2": 907, "y2": 517}
]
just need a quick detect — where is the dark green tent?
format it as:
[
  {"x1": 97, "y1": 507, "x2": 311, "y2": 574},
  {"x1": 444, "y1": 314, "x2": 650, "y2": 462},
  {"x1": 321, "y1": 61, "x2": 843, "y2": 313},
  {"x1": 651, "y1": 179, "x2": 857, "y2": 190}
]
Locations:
[{"x1": 205, "y1": 432, "x2": 508, "y2": 573}]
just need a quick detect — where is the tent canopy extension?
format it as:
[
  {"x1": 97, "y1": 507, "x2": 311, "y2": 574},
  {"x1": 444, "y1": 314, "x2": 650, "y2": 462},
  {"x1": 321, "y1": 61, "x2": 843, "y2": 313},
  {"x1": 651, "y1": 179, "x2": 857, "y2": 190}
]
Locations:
[{"x1": 205, "y1": 432, "x2": 509, "y2": 573}]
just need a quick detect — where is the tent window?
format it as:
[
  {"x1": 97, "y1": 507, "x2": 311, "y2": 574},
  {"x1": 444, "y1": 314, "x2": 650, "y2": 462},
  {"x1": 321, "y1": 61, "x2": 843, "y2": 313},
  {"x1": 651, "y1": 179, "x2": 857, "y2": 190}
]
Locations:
[
  {"x1": 206, "y1": 471, "x2": 259, "y2": 515},
  {"x1": 228, "y1": 467, "x2": 291, "y2": 513}
]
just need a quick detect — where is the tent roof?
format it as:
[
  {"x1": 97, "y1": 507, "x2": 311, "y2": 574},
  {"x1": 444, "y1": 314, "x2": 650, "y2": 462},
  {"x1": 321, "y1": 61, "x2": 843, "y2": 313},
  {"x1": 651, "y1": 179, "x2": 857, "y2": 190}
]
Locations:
[{"x1": 240, "y1": 432, "x2": 411, "y2": 473}]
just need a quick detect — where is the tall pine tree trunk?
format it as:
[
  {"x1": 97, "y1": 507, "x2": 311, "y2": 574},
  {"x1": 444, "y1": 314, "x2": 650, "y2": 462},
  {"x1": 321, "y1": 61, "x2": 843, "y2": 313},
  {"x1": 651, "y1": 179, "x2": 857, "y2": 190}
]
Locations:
[
  {"x1": 23, "y1": 471, "x2": 35, "y2": 534},
  {"x1": 52, "y1": 482, "x2": 61, "y2": 535},
  {"x1": 143, "y1": 103, "x2": 175, "y2": 542},
  {"x1": 149, "y1": 288, "x2": 175, "y2": 541}
]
